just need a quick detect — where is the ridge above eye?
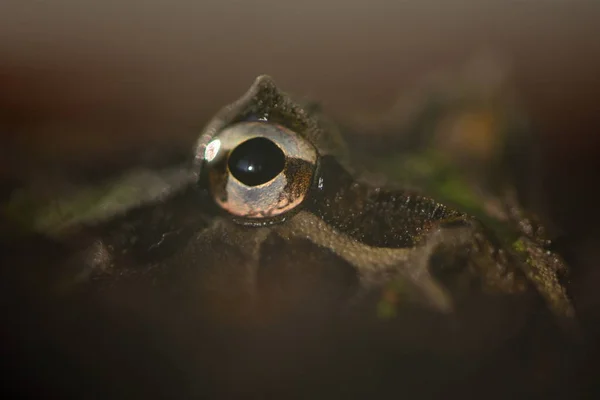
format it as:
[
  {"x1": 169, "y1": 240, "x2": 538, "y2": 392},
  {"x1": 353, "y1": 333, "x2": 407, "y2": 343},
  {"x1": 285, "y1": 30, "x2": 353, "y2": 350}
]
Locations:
[{"x1": 202, "y1": 121, "x2": 318, "y2": 223}]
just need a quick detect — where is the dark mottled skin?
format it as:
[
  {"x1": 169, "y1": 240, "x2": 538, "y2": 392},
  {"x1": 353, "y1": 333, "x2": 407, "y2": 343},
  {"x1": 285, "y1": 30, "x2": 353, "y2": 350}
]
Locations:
[
  {"x1": 0, "y1": 76, "x2": 582, "y2": 399},
  {"x1": 307, "y1": 155, "x2": 465, "y2": 248}
]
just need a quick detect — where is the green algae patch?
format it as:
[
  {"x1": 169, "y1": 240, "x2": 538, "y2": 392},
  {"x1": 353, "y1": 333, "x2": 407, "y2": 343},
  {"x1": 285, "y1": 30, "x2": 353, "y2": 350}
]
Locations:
[
  {"x1": 1, "y1": 167, "x2": 194, "y2": 238},
  {"x1": 512, "y1": 238, "x2": 527, "y2": 254}
]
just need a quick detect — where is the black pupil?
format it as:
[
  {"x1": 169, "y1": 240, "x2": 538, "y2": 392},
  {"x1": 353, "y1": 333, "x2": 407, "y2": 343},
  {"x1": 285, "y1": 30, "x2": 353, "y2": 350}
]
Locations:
[{"x1": 228, "y1": 137, "x2": 286, "y2": 186}]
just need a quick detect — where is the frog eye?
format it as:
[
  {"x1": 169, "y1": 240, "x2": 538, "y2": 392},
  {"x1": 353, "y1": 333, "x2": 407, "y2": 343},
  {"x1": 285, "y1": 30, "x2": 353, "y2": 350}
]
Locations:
[{"x1": 201, "y1": 121, "x2": 318, "y2": 221}]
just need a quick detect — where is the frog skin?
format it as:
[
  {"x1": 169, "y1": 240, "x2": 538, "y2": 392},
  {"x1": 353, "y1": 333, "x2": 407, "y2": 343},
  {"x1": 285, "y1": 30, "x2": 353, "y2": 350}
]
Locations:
[{"x1": 1, "y1": 76, "x2": 581, "y2": 399}]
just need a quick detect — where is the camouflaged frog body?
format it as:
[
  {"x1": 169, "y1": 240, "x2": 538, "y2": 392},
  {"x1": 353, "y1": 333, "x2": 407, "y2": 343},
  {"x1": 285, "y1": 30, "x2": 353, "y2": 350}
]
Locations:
[
  {"x1": 2, "y1": 75, "x2": 579, "y2": 399},
  {"x1": 62, "y1": 76, "x2": 571, "y2": 319}
]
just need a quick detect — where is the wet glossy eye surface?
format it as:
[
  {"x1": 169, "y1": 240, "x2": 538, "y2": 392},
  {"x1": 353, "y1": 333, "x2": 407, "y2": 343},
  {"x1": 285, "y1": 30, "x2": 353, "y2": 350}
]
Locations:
[
  {"x1": 201, "y1": 121, "x2": 318, "y2": 222},
  {"x1": 227, "y1": 137, "x2": 286, "y2": 186}
]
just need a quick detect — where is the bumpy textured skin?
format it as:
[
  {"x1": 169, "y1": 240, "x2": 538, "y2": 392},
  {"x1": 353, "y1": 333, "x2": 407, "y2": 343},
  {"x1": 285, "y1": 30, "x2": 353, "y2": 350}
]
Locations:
[{"x1": 0, "y1": 76, "x2": 581, "y2": 399}]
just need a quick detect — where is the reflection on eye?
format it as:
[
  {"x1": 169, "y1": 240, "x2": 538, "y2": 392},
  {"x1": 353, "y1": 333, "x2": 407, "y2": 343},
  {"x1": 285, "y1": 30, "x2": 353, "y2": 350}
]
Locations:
[{"x1": 202, "y1": 122, "x2": 318, "y2": 221}]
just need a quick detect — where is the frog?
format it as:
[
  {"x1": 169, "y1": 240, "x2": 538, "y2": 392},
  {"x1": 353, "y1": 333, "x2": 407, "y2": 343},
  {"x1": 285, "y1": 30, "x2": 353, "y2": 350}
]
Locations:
[{"x1": 0, "y1": 75, "x2": 582, "y2": 399}]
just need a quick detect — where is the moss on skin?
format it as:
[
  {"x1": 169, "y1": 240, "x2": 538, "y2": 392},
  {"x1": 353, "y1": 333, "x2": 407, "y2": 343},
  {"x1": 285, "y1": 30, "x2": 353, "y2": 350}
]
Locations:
[
  {"x1": 374, "y1": 149, "x2": 520, "y2": 246},
  {"x1": 2, "y1": 185, "x2": 115, "y2": 236},
  {"x1": 512, "y1": 238, "x2": 527, "y2": 254},
  {"x1": 1, "y1": 168, "x2": 191, "y2": 238},
  {"x1": 368, "y1": 147, "x2": 582, "y2": 325},
  {"x1": 376, "y1": 149, "x2": 484, "y2": 213}
]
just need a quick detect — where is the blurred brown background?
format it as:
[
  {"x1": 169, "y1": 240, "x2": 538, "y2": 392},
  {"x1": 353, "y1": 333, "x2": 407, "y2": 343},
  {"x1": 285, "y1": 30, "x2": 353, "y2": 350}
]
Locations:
[
  {"x1": 1, "y1": 1, "x2": 599, "y2": 159},
  {"x1": 1, "y1": 0, "x2": 599, "y2": 284}
]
